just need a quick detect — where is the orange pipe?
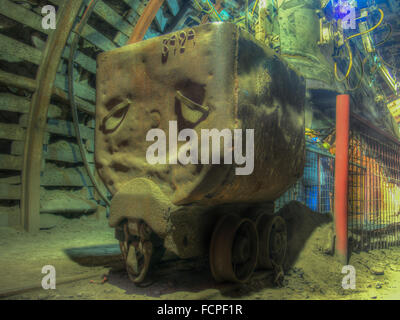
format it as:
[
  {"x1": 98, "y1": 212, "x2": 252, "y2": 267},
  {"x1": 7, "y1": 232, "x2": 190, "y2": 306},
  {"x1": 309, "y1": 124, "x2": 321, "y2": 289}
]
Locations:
[
  {"x1": 334, "y1": 94, "x2": 350, "y2": 264},
  {"x1": 127, "y1": 0, "x2": 165, "y2": 45}
]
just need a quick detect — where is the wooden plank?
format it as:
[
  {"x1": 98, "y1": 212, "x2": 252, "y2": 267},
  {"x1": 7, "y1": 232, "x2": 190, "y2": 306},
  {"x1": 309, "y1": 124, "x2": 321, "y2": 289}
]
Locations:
[
  {"x1": 19, "y1": 115, "x2": 94, "y2": 140},
  {"x1": 123, "y1": 0, "x2": 147, "y2": 15},
  {"x1": 155, "y1": 6, "x2": 169, "y2": 32},
  {"x1": 54, "y1": 74, "x2": 96, "y2": 103},
  {"x1": 0, "y1": 70, "x2": 95, "y2": 116},
  {"x1": 0, "y1": 154, "x2": 22, "y2": 170},
  {"x1": 71, "y1": 97, "x2": 95, "y2": 116},
  {"x1": 0, "y1": 33, "x2": 66, "y2": 74},
  {"x1": 0, "y1": 205, "x2": 20, "y2": 227},
  {"x1": 83, "y1": 0, "x2": 134, "y2": 37},
  {"x1": 46, "y1": 119, "x2": 94, "y2": 141},
  {"x1": 166, "y1": 0, "x2": 180, "y2": 16},
  {"x1": 0, "y1": 176, "x2": 21, "y2": 185},
  {"x1": 0, "y1": 93, "x2": 62, "y2": 118},
  {"x1": 16, "y1": 140, "x2": 95, "y2": 164},
  {"x1": 0, "y1": 33, "x2": 42, "y2": 65},
  {"x1": 0, "y1": 123, "x2": 50, "y2": 144},
  {"x1": 125, "y1": 8, "x2": 140, "y2": 25},
  {"x1": 0, "y1": 184, "x2": 21, "y2": 200},
  {"x1": 48, "y1": 0, "x2": 118, "y2": 51},
  {"x1": 10, "y1": 141, "x2": 26, "y2": 156},
  {"x1": 86, "y1": 119, "x2": 96, "y2": 129},
  {"x1": 113, "y1": 32, "x2": 128, "y2": 46},
  {"x1": 61, "y1": 46, "x2": 97, "y2": 75},
  {"x1": 81, "y1": 24, "x2": 120, "y2": 51},
  {"x1": 0, "y1": 70, "x2": 36, "y2": 91},
  {"x1": 0, "y1": 0, "x2": 51, "y2": 35},
  {"x1": 41, "y1": 166, "x2": 94, "y2": 187},
  {"x1": 143, "y1": 27, "x2": 162, "y2": 40},
  {"x1": 0, "y1": 0, "x2": 96, "y2": 74},
  {"x1": 85, "y1": 139, "x2": 95, "y2": 153},
  {"x1": 0, "y1": 123, "x2": 26, "y2": 141},
  {"x1": 44, "y1": 141, "x2": 95, "y2": 163}
]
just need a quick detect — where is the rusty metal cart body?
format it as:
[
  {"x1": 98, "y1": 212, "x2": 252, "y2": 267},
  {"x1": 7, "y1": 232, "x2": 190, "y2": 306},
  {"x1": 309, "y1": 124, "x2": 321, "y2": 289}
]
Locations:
[{"x1": 95, "y1": 23, "x2": 306, "y2": 283}]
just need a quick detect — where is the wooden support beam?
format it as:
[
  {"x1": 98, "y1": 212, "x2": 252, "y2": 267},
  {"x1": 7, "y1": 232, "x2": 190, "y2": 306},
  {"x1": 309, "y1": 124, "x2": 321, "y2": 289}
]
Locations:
[
  {"x1": 19, "y1": 115, "x2": 94, "y2": 140},
  {"x1": 127, "y1": 0, "x2": 166, "y2": 44},
  {"x1": 0, "y1": 176, "x2": 21, "y2": 185},
  {"x1": 154, "y1": 6, "x2": 169, "y2": 32},
  {"x1": 12, "y1": 140, "x2": 94, "y2": 164},
  {"x1": 0, "y1": 184, "x2": 21, "y2": 200},
  {"x1": 54, "y1": 74, "x2": 96, "y2": 103},
  {"x1": 0, "y1": 0, "x2": 96, "y2": 75},
  {"x1": 21, "y1": 0, "x2": 84, "y2": 233},
  {"x1": 0, "y1": 0, "x2": 51, "y2": 35},
  {"x1": 0, "y1": 205, "x2": 20, "y2": 228},
  {"x1": 83, "y1": 0, "x2": 134, "y2": 37},
  {"x1": 0, "y1": 70, "x2": 95, "y2": 116},
  {"x1": 166, "y1": 0, "x2": 180, "y2": 16},
  {"x1": 0, "y1": 93, "x2": 62, "y2": 118},
  {"x1": 49, "y1": 0, "x2": 118, "y2": 51},
  {"x1": 0, "y1": 123, "x2": 26, "y2": 141},
  {"x1": 0, "y1": 33, "x2": 42, "y2": 66},
  {"x1": 0, "y1": 154, "x2": 22, "y2": 171},
  {"x1": 41, "y1": 165, "x2": 93, "y2": 187}
]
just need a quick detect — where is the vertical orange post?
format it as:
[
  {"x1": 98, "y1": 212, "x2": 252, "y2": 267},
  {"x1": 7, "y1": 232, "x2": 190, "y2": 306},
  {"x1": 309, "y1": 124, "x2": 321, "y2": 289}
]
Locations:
[{"x1": 334, "y1": 94, "x2": 350, "y2": 264}]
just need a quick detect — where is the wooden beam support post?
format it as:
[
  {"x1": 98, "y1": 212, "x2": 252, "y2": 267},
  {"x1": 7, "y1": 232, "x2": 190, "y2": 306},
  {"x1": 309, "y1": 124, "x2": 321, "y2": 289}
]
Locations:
[
  {"x1": 21, "y1": 1, "x2": 84, "y2": 232},
  {"x1": 127, "y1": 0, "x2": 165, "y2": 44}
]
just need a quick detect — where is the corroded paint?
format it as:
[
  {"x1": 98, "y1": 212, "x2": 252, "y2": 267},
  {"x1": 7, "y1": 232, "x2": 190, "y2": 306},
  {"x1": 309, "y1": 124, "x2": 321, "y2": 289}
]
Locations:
[{"x1": 96, "y1": 23, "x2": 306, "y2": 257}]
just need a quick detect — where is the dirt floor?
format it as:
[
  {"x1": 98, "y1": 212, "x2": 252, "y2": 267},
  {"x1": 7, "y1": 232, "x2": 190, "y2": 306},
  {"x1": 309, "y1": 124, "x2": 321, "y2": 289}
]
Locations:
[{"x1": 1, "y1": 202, "x2": 399, "y2": 300}]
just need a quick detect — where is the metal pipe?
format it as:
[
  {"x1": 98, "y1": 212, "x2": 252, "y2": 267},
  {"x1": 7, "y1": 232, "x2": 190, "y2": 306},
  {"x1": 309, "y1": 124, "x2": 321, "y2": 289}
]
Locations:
[{"x1": 334, "y1": 94, "x2": 350, "y2": 264}]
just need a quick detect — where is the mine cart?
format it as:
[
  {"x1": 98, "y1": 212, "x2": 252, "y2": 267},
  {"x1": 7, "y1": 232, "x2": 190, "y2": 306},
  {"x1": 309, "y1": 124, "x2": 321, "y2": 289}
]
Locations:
[{"x1": 95, "y1": 22, "x2": 306, "y2": 284}]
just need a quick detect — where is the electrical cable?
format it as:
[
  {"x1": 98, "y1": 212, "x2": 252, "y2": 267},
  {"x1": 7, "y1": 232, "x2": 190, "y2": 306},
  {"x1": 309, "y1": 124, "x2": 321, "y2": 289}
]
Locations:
[
  {"x1": 375, "y1": 23, "x2": 392, "y2": 47},
  {"x1": 381, "y1": 58, "x2": 399, "y2": 73},
  {"x1": 68, "y1": 0, "x2": 111, "y2": 207},
  {"x1": 334, "y1": 8, "x2": 383, "y2": 83},
  {"x1": 345, "y1": 8, "x2": 384, "y2": 42},
  {"x1": 206, "y1": 0, "x2": 223, "y2": 21},
  {"x1": 334, "y1": 40, "x2": 353, "y2": 82},
  {"x1": 252, "y1": 0, "x2": 259, "y2": 15},
  {"x1": 347, "y1": 54, "x2": 366, "y2": 92},
  {"x1": 192, "y1": 0, "x2": 213, "y2": 14}
]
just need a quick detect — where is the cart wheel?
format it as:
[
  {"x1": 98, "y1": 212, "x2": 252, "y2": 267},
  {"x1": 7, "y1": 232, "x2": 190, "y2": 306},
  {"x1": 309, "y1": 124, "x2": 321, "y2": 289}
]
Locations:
[
  {"x1": 209, "y1": 214, "x2": 258, "y2": 283},
  {"x1": 119, "y1": 221, "x2": 164, "y2": 284},
  {"x1": 256, "y1": 214, "x2": 287, "y2": 270}
]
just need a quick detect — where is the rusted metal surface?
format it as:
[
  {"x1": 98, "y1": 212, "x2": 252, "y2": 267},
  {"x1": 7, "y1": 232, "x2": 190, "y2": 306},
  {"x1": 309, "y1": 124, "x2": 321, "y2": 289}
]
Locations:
[
  {"x1": 127, "y1": 0, "x2": 165, "y2": 45},
  {"x1": 96, "y1": 23, "x2": 305, "y2": 268},
  {"x1": 21, "y1": 1, "x2": 84, "y2": 232},
  {"x1": 96, "y1": 23, "x2": 305, "y2": 207},
  {"x1": 210, "y1": 214, "x2": 258, "y2": 283},
  {"x1": 255, "y1": 214, "x2": 287, "y2": 270}
]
